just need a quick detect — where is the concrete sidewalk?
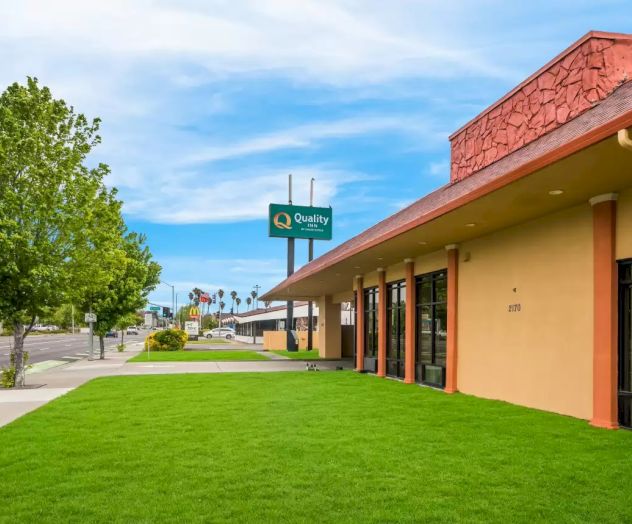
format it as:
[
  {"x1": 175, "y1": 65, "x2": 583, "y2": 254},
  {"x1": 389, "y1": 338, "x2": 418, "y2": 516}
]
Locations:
[{"x1": 0, "y1": 348, "x2": 352, "y2": 427}]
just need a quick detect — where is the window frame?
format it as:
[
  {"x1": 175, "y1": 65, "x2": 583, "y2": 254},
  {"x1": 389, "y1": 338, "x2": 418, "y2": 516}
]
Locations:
[{"x1": 415, "y1": 269, "x2": 448, "y2": 388}]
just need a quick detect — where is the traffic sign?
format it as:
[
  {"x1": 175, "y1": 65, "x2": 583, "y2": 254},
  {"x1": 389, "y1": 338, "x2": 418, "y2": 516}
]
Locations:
[
  {"x1": 149, "y1": 306, "x2": 161, "y2": 311},
  {"x1": 85, "y1": 313, "x2": 97, "y2": 323}
]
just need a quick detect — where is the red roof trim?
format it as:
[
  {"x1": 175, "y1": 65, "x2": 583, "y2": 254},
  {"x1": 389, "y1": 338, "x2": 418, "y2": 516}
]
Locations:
[{"x1": 263, "y1": 85, "x2": 632, "y2": 299}]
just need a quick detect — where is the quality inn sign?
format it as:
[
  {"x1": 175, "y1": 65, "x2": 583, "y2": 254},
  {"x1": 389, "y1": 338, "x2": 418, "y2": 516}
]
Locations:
[{"x1": 269, "y1": 203, "x2": 332, "y2": 240}]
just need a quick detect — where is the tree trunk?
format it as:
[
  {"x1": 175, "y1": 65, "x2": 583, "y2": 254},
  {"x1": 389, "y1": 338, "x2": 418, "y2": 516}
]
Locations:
[
  {"x1": 99, "y1": 335, "x2": 105, "y2": 360},
  {"x1": 121, "y1": 330, "x2": 125, "y2": 345},
  {"x1": 12, "y1": 322, "x2": 26, "y2": 387}
]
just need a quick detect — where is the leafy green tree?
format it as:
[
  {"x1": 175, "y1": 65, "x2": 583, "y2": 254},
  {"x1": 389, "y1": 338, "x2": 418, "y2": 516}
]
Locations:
[
  {"x1": 115, "y1": 312, "x2": 140, "y2": 347},
  {"x1": 80, "y1": 232, "x2": 161, "y2": 359},
  {"x1": 0, "y1": 77, "x2": 113, "y2": 386}
]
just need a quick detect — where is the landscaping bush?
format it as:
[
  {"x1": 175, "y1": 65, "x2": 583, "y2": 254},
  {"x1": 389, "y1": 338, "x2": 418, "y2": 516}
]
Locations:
[
  {"x1": 145, "y1": 329, "x2": 188, "y2": 352},
  {"x1": 1, "y1": 352, "x2": 30, "y2": 388}
]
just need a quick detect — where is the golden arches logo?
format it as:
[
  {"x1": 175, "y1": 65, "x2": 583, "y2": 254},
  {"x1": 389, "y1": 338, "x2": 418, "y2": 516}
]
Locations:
[{"x1": 273, "y1": 212, "x2": 292, "y2": 230}]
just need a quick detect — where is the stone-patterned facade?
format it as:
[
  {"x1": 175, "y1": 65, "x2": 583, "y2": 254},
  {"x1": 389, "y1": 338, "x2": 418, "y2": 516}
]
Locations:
[{"x1": 450, "y1": 33, "x2": 632, "y2": 182}]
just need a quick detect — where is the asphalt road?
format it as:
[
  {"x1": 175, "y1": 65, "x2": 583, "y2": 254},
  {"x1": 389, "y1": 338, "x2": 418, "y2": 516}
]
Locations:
[{"x1": 0, "y1": 332, "x2": 147, "y2": 367}]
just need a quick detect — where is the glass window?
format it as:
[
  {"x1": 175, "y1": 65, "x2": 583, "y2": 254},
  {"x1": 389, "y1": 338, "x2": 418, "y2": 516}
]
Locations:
[
  {"x1": 386, "y1": 281, "x2": 406, "y2": 378},
  {"x1": 415, "y1": 270, "x2": 448, "y2": 388},
  {"x1": 363, "y1": 287, "x2": 379, "y2": 359}
]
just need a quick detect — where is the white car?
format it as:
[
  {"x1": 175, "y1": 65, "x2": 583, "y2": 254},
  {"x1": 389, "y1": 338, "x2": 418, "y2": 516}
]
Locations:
[
  {"x1": 32, "y1": 324, "x2": 59, "y2": 332},
  {"x1": 203, "y1": 328, "x2": 235, "y2": 339},
  {"x1": 126, "y1": 326, "x2": 140, "y2": 335}
]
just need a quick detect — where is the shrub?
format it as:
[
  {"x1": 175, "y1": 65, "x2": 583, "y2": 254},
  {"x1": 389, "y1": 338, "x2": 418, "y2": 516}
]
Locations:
[
  {"x1": 117, "y1": 343, "x2": 126, "y2": 352},
  {"x1": 145, "y1": 329, "x2": 188, "y2": 352},
  {"x1": 1, "y1": 352, "x2": 30, "y2": 388}
]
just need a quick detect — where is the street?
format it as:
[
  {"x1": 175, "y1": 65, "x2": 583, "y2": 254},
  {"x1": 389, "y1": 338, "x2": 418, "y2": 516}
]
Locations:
[{"x1": 0, "y1": 332, "x2": 146, "y2": 367}]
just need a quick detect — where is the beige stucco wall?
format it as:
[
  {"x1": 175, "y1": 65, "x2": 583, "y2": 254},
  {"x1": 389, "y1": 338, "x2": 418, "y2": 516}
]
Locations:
[
  {"x1": 458, "y1": 203, "x2": 593, "y2": 420},
  {"x1": 359, "y1": 249, "x2": 448, "y2": 290},
  {"x1": 318, "y1": 295, "x2": 341, "y2": 358},
  {"x1": 616, "y1": 187, "x2": 632, "y2": 261}
]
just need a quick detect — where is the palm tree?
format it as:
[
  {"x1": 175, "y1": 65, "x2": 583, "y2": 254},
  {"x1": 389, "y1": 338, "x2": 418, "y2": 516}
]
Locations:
[
  {"x1": 235, "y1": 297, "x2": 241, "y2": 313},
  {"x1": 246, "y1": 297, "x2": 252, "y2": 311},
  {"x1": 264, "y1": 300, "x2": 272, "y2": 310},
  {"x1": 251, "y1": 290, "x2": 257, "y2": 310},
  {"x1": 230, "y1": 290, "x2": 237, "y2": 313}
]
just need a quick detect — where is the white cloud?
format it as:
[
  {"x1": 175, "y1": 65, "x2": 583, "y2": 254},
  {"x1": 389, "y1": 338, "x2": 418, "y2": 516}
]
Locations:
[
  {"x1": 183, "y1": 115, "x2": 441, "y2": 164},
  {"x1": 120, "y1": 165, "x2": 369, "y2": 224},
  {"x1": 0, "y1": 1, "x2": 515, "y2": 89}
]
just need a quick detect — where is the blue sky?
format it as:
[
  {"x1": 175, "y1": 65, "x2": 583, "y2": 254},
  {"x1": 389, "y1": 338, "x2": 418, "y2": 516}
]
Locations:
[{"x1": 1, "y1": 1, "x2": 630, "y2": 310}]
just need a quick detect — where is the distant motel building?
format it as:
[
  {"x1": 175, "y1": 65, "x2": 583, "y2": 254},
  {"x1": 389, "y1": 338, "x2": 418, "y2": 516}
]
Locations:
[{"x1": 262, "y1": 32, "x2": 632, "y2": 429}]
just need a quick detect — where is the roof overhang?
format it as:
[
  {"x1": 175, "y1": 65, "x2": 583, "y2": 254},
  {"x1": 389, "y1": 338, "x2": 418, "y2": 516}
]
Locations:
[{"x1": 263, "y1": 114, "x2": 632, "y2": 301}]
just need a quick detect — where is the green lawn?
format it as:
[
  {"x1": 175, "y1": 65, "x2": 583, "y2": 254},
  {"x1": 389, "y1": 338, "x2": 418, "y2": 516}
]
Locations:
[
  {"x1": 269, "y1": 349, "x2": 322, "y2": 360},
  {"x1": 1, "y1": 372, "x2": 631, "y2": 522},
  {"x1": 187, "y1": 338, "x2": 234, "y2": 345},
  {"x1": 128, "y1": 350, "x2": 269, "y2": 362}
]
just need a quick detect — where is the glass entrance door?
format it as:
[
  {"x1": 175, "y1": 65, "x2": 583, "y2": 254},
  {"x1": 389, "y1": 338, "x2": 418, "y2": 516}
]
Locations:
[
  {"x1": 363, "y1": 287, "x2": 379, "y2": 373},
  {"x1": 415, "y1": 270, "x2": 447, "y2": 388},
  {"x1": 386, "y1": 281, "x2": 406, "y2": 378},
  {"x1": 618, "y1": 261, "x2": 632, "y2": 429}
]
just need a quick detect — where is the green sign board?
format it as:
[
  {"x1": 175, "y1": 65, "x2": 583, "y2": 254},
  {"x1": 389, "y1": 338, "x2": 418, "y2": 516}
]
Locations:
[
  {"x1": 149, "y1": 306, "x2": 161, "y2": 311},
  {"x1": 269, "y1": 203, "x2": 332, "y2": 240}
]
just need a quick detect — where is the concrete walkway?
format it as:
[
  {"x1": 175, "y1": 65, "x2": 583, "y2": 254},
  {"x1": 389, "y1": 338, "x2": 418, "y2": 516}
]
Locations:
[{"x1": 0, "y1": 345, "x2": 352, "y2": 427}]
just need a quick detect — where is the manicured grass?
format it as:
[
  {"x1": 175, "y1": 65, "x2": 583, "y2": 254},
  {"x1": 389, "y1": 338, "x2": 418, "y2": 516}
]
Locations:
[
  {"x1": 1, "y1": 372, "x2": 631, "y2": 522},
  {"x1": 187, "y1": 338, "x2": 234, "y2": 345},
  {"x1": 127, "y1": 350, "x2": 269, "y2": 362},
  {"x1": 269, "y1": 349, "x2": 322, "y2": 360}
]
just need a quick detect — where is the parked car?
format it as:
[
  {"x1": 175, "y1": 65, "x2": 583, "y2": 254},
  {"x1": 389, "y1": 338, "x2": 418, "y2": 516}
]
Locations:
[
  {"x1": 126, "y1": 326, "x2": 139, "y2": 335},
  {"x1": 203, "y1": 327, "x2": 235, "y2": 339},
  {"x1": 31, "y1": 324, "x2": 59, "y2": 332},
  {"x1": 105, "y1": 330, "x2": 118, "y2": 338}
]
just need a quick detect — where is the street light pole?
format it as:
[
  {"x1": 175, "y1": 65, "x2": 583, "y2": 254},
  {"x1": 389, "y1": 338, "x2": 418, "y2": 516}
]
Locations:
[{"x1": 161, "y1": 281, "x2": 175, "y2": 327}]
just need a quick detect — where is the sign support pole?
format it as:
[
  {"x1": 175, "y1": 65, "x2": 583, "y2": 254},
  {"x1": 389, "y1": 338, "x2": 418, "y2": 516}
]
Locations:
[
  {"x1": 307, "y1": 177, "x2": 314, "y2": 352},
  {"x1": 88, "y1": 303, "x2": 94, "y2": 361},
  {"x1": 286, "y1": 174, "x2": 297, "y2": 351}
]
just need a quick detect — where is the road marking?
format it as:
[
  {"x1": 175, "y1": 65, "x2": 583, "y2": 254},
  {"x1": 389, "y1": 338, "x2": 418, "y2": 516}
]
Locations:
[
  {"x1": 2, "y1": 353, "x2": 8, "y2": 356},
  {"x1": 64, "y1": 344, "x2": 72, "y2": 347}
]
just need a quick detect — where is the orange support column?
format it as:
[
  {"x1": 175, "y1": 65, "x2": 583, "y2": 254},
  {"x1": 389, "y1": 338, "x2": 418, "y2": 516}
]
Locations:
[
  {"x1": 355, "y1": 275, "x2": 365, "y2": 372},
  {"x1": 590, "y1": 194, "x2": 618, "y2": 429},
  {"x1": 445, "y1": 245, "x2": 459, "y2": 393},
  {"x1": 404, "y1": 259, "x2": 416, "y2": 384},
  {"x1": 377, "y1": 269, "x2": 386, "y2": 377}
]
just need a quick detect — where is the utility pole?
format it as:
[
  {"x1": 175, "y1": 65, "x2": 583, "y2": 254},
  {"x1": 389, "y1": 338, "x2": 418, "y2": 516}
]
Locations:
[{"x1": 307, "y1": 177, "x2": 315, "y2": 351}]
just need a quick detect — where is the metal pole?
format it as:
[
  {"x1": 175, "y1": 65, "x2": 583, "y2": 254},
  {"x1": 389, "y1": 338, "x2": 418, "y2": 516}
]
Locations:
[
  {"x1": 286, "y1": 174, "x2": 297, "y2": 351},
  {"x1": 307, "y1": 177, "x2": 315, "y2": 352},
  {"x1": 88, "y1": 303, "x2": 94, "y2": 360}
]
